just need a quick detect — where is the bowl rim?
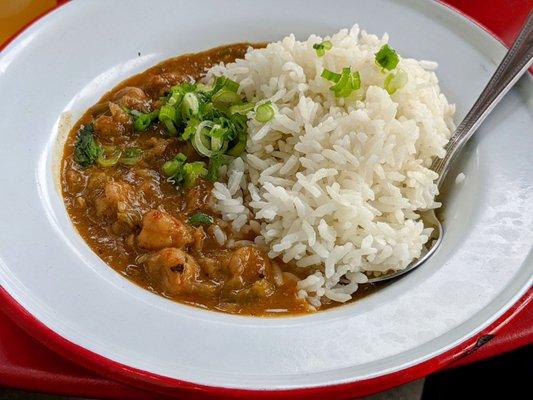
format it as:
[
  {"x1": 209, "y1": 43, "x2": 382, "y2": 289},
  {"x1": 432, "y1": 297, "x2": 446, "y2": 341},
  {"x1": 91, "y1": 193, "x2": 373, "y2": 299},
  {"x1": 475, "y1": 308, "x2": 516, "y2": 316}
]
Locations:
[
  {"x1": 1, "y1": 284, "x2": 529, "y2": 398},
  {"x1": 0, "y1": 1, "x2": 531, "y2": 398}
]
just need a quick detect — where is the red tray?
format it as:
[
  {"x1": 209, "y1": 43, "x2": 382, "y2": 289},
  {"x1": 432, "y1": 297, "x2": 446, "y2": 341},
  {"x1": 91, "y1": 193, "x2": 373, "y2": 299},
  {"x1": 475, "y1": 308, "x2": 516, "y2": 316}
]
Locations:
[{"x1": 0, "y1": 0, "x2": 531, "y2": 398}]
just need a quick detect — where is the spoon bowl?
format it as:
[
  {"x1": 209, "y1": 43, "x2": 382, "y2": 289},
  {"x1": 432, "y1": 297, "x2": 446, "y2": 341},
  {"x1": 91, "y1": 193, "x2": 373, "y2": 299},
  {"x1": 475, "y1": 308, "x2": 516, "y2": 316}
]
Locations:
[{"x1": 367, "y1": 210, "x2": 443, "y2": 283}]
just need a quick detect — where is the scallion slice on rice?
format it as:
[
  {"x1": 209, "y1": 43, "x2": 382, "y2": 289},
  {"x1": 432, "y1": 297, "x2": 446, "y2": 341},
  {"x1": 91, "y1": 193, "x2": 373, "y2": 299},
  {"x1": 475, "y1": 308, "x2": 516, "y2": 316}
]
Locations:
[
  {"x1": 255, "y1": 102, "x2": 275, "y2": 122},
  {"x1": 384, "y1": 69, "x2": 408, "y2": 94},
  {"x1": 375, "y1": 44, "x2": 399, "y2": 70}
]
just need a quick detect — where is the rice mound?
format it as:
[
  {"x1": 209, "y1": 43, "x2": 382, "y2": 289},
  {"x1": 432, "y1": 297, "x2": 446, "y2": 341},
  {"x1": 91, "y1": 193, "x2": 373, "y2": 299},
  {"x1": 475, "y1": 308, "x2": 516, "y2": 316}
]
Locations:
[{"x1": 205, "y1": 25, "x2": 455, "y2": 307}]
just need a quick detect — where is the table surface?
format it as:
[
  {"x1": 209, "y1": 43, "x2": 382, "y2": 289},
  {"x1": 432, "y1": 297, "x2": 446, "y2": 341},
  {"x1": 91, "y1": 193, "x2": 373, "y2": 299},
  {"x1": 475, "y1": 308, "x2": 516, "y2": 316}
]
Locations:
[{"x1": 0, "y1": 0, "x2": 531, "y2": 398}]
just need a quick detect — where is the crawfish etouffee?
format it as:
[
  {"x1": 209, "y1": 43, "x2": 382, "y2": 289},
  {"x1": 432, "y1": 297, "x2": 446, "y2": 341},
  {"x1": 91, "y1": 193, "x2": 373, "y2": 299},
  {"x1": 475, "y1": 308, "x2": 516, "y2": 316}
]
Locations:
[{"x1": 61, "y1": 40, "x2": 395, "y2": 316}]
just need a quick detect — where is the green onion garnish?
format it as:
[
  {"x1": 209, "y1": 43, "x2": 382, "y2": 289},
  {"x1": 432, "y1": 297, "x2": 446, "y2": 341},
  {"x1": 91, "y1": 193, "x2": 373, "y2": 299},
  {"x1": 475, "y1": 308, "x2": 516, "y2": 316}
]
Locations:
[
  {"x1": 191, "y1": 121, "x2": 230, "y2": 157},
  {"x1": 375, "y1": 44, "x2": 399, "y2": 71},
  {"x1": 162, "y1": 153, "x2": 187, "y2": 178},
  {"x1": 384, "y1": 69, "x2": 408, "y2": 94},
  {"x1": 223, "y1": 78, "x2": 239, "y2": 93},
  {"x1": 119, "y1": 147, "x2": 143, "y2": 166},
  {"x1": 167, "y1": 88, "x2": 183, "y2": 106},
  {"x1": 181, "y1": 118, "x2": 200, "y2": 140},
  {"x1": 181, "y1": 92, "x2": 199, "y2": 118},
  {"x1": 159, "y1": 105, "x2": 178, "y2": 135},
  {"x1": 182, "y1": 161, "x2": 208, "y2": 188},
  {"x1": 181, "y1": 118, "x2": 199, "y2": 141},
  {"x1": 208, "y1": 124, "x2": 228, "y2": 153},
  {"x1": 312, "y1": 40, "x2": 333, "y2": 57},
  {"x1": 188, "y1": 212, "x2": 214, "y2": 226},
  {"x1": 229, "y1": 102, "x2": 256, "y2": 115},
  {"x1": 226, "y1": 129, "x2": 247, "y2": 157},
  {"x1": 206, "y1": 154, "x2": 228, "y2": 181},
  {"x1": 192, "y1": 121, "x2": 216, "y2": 157},
  {"x1": 133, "y1": 113, "x2": 151, "y2": 131},
  {"x1": 321, "y1": 69, "x2": 341, "y2": 83},
  {"x1": 323, "y1": 67, "x2": 361, "y2": 98},
  {"x1": 255, "y1": 102, "x2": 274, "y2": 123},
  {"x1": 162, "y1": 153, "x2": 206, "y2": 187},
  {"x1": 133, "y1": 110, "x2": 159, "y2": 132},
  {"x1": 127, "y1": 78, "x2": 252, "y2": 187},
  {"x1": 73, "y1": 124, "x2": 102, "y2": 168},
  {"x1": 196, "y1": 83, "x2": 212, "y2": 92},
  {"x1": 97, "y1": 146, "x2": 122, "y2": 168},
  {"x1": 212, "y1": 89, "x2": 241, "y2": 110},
  {"x1": 212, "y1": 76, "x2": 239, "y2": 94}
]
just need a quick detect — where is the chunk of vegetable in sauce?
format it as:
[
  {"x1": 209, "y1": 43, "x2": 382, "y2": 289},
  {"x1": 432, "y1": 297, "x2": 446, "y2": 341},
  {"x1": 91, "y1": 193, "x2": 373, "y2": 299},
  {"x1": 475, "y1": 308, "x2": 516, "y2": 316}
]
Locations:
[
  {"x1": 73, "y1": 124, "x2": 102, "y2": 167},
  {"x1": 132, "y1": 109, "x2": 159, "y2": 132},
  {"x1": 97, "y1": 146, "x2": 122, "y2": 168},
  {"x1": 188, "y1": 212, "x2": 214, "y2": 226},
  {"x1": 162, "y1": 153, "x2": 208, "y2": 188},
  {"x1": 119, "y1": 147, "x2": 143, "y2": 165}
]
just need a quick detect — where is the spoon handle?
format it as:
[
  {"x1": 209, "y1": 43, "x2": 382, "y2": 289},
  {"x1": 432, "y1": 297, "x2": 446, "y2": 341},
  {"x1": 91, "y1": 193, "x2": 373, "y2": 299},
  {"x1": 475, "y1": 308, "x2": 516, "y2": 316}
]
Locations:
[{"x1": 433, "y1": 10, "x2": 533, "y2": 188}]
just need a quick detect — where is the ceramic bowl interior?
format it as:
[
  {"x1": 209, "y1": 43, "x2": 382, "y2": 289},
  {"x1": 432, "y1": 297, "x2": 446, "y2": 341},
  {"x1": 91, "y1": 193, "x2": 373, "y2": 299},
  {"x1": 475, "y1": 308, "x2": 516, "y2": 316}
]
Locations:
[{"x1": 0, "y1": 0, "x2": 531, "y2": 390}]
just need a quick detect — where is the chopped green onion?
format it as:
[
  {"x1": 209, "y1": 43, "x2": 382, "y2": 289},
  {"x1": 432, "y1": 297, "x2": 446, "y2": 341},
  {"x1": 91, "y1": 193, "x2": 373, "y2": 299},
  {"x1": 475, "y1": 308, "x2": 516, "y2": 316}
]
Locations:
[
  {"x1": 182, "y1": 118, "x2": 199, "y2": 141},
  {"x1": 208, "y1": 124, "x2": 228, "y2": 152},
  {"x1": 143, "y1": 77, "x2": 254, "y2": 187},
  {"x1": 167, "y1": 88, "x2": 183, "y2": 106},
  {"x1": 133, "y1": 113, "x2": 151, "y2": 131},
  {"x1": 212, "y1": 89, "x2": 241, "y2": 110},
  {"x1": 211, "y1": 76, "x2": 226, "y2": 93},
  {"x1": 223, "y1": 78, "x2": 239, "y2": 93},
  {"x1": 181, "y1": 92, "x2": 199, "y2": 118},
  {"x1": 183, "y1": 161, "x2": 208, "y2": 188},
  {"x1": 119, "y1": 147, "x2": 143, "y2": 166},
  {"x1": 196, "y1": 83, "x2": 212, "y2": 92},
  {"x1": 330, "y1": 67, "x2": 350, "y2": 97},
  {"x1": 162, "y1": 153, "x2": 187, "y2": 178},
  {"x1": 255, "y1": 102, "x2": 274, "y2": 123},
  {"x1": 321, "y1": 69, "x2": 341, "y2": 83},
  {"x1": 229, "y1": 102, "x2": 256, "y2": 115},
  {"x1": 159, "y1": 105, "x2": 178, "y2": 135},
  {"x1": 206, "y1": 154, "x2": 228, "y2": 181},
  {"x1": 384, "y1": 69, "x2": 408, "y2": 94},
  {"x1": 188, "y1": 212, "x2": 214, "y2": 225},
  {"x1": 97, "y1": 146, "x2": 122, "y2": 168},
  {"x1": 133, "y1": 109, "x2": 159, "y2": 132},
  {"x1": 227, "y1": 129, "x2": 247, "y2": 157},
  {"x1": 375, "y1": 44, "x2": 399, "y2": 71},
  {"x1": 312, "y1": 40, "x2": 333, "y2": 57},
  {"x1": 167, "y1": 82, "x2": 197, "y2": 106},
  {"x1": 192, "y1": 121, "x2": 216, "y2": 157},
  {"x1": 212, "y1": 76, "x2": 239, "y2": 94},
  {"x1": 326, "y1": 67, "x2": 361, "y2": 98},
  {"x1": 162, "y1": 153, "x2": 206, "y2": 187},
  {"x1": 73, "y1": 124, "x2": 102, "y2": 168},
  {"x1": 352, "y1": 71, "x2": 361, "y2": 90}
]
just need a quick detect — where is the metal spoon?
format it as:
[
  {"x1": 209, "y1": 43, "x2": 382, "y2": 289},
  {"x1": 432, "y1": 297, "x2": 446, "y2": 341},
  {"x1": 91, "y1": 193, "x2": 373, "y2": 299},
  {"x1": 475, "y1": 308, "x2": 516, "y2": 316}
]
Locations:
[{"x1": 368, "y1": 10, "x2": 533, "y2": 284}]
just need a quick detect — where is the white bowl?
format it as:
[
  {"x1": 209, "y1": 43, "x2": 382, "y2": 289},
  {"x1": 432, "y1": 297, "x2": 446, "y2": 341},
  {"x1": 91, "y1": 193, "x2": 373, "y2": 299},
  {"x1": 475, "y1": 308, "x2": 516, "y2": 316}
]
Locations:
[{"x1": 0, "y1": 0, "x2": 531, "y2": 398}]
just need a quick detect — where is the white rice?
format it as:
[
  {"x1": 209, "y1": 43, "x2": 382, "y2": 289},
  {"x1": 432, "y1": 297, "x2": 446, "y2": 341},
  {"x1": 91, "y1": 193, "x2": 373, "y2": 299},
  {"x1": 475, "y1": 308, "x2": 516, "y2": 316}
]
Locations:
[
  {"x1": 205, "y1": 25, "x2": 455, "y2": 306},
  {"x1": 212, "y1": 225, "x2": 227, "y2": 246}
]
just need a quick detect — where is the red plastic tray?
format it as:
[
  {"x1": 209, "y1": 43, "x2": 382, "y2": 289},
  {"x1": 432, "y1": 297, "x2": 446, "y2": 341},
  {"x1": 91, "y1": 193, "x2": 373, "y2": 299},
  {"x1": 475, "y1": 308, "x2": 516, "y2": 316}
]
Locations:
[{"x1": 0, "y1": 0, "x2": 531, "y2": 398}]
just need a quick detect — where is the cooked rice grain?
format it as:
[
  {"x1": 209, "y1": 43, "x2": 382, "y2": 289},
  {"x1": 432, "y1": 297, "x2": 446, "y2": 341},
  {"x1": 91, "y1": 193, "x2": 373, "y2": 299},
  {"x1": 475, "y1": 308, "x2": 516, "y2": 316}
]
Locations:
[{"x1": 205, "y1": 25, "x2": 455, "y2": 306}]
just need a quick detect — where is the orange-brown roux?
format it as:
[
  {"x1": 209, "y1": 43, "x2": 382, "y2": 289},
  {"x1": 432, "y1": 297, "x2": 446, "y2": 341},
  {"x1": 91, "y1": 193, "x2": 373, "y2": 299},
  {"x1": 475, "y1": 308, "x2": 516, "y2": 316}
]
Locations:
[{"x1": 61, "y1": 43, "x2": 380, "y2": 316}]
